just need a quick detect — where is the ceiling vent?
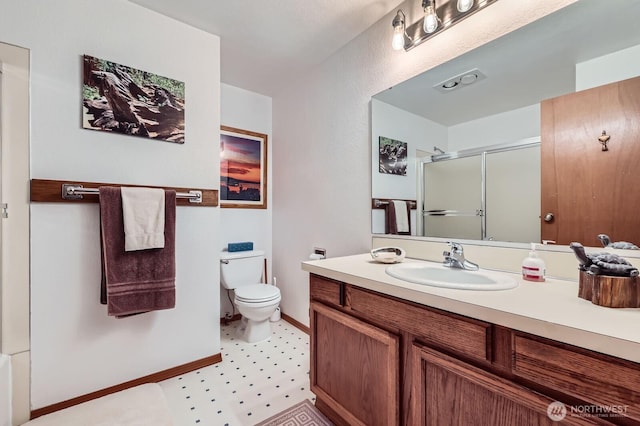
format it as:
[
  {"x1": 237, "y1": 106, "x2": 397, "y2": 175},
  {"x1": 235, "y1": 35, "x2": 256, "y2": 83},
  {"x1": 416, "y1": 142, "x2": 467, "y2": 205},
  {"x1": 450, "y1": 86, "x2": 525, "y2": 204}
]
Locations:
[{"x1": 434, "y1": 68, "x2": 487, "y2": 93}]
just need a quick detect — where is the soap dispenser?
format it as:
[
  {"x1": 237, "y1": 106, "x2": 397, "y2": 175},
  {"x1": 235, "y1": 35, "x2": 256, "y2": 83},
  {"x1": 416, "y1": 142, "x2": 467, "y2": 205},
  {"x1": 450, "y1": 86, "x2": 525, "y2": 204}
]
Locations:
[{"x1": 522, "y1": 243, "x2": 546, "y2": 282}]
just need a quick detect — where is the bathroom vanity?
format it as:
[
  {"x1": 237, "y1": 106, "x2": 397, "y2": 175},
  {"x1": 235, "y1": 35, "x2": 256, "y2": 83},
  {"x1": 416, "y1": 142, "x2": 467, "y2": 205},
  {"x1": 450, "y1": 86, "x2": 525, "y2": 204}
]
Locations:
[{"x1": 303, "y1": 255, "x2": 640, "y2": 425}]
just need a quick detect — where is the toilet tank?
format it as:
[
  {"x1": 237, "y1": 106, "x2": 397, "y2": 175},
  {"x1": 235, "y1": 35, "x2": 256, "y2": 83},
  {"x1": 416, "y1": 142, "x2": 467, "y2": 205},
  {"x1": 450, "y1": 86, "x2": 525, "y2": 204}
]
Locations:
[{"x1": 220, "y1": 250, "x2": 265, "y2": 289}]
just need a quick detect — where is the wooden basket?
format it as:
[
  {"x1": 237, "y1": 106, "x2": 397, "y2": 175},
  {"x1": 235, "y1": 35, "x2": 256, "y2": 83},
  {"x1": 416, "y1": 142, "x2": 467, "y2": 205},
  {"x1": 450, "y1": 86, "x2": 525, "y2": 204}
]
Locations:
[{"x1": 578, "y1": 270, "x2": 640, "y2": 308}]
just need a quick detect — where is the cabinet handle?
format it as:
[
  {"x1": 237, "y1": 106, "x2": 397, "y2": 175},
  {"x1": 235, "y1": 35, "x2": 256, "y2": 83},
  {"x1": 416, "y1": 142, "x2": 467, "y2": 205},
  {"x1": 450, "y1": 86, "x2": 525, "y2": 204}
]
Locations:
[
  {"x1": 339, "y1": 283, "x2": 345, "y2": 306},
  {"x1": 544, "y1": 213, "x2": 554, "y2": 223}
]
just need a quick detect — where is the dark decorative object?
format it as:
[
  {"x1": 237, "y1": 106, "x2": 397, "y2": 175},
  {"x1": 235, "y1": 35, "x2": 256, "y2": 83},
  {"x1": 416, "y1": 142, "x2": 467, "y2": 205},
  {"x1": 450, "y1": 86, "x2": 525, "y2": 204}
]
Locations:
[
  {"x1": 570, "y1": 242, "x2": 640, "y2": 308},
  {"x1": 379, "y1": 136, "x2": 407, "y2": 175},
  {"x1": 82, "y1": 55, "x2": 185, "y2": 143},
  {"x1": 598, "y1": 130, "x2": 610, "y2": 151},
  {"x1": 220, "y1": 126, "x2": 268, "y2": 209},
  {"x1": 569, "y1": 242, "x2": 638, "y2": 277},
  {"x1": 597, "y1": 234, "x2": 639, "y2": 250}
]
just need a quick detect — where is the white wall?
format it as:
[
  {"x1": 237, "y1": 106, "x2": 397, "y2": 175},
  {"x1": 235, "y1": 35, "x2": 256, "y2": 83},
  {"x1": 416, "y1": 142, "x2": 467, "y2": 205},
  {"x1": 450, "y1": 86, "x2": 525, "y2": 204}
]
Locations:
[
  {"x1": 0, "y1": 0, "x2": 221, "y2": 410},
  {"x1": 576, "y1": 44, "x2": 640, "y2": 91},
  {"x1": 272, "y1": 0, "x2": 577, "y2": 326},
  {"x1": 220, "y1": 83, "x2": 273, "y2": 317},
  {"x1": 448, "y1": 104, "x2": 540, "y2": 151},
  {"x1": 371, "y1": 99, "x2": 446, "y2": 234}
]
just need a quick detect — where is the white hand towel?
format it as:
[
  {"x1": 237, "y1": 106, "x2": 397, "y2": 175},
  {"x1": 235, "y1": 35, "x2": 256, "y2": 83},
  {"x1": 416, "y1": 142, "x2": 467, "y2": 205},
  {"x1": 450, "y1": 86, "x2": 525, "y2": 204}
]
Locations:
[
  {"x1": 392, "y1": 200, "x2": 409, "y2": 233},
  {"x1": 121, "y1": 187, "x2": 165, "y2": 251}
]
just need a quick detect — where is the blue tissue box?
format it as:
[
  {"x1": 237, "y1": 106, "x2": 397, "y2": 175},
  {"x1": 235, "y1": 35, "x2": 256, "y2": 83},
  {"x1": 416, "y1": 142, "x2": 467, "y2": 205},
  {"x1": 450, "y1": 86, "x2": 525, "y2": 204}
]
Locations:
[{"x1": 228, "y1": 242, "x2": 254, "y2": 252}]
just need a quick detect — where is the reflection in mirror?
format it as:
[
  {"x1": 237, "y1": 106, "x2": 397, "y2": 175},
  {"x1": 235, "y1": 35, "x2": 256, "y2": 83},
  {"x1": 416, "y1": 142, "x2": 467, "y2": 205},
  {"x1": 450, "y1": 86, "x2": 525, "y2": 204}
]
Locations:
[
  {"x1": 417, "y1": 139, "x2": 540, "y2": 243},
  {"x1": 371, "y1": 0, "x2": 640, "y2": 249}
]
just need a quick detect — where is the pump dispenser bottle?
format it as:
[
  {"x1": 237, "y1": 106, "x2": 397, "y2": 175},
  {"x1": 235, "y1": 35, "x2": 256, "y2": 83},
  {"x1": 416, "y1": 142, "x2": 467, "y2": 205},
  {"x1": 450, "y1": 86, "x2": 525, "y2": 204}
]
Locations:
[{"x1": 522, "y1": 243, "x2": 546, "y2": 282}]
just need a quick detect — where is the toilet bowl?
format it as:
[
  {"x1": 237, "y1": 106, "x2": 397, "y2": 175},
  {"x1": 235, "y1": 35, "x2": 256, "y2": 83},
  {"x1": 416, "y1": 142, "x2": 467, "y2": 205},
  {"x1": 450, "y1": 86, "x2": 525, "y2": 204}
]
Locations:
[
  {"x1": 234, "y1": 284, "x2": 281, "y2": 343},
  {"x1": 220, "y1": 250, "x2": 281, "y2": 343}
]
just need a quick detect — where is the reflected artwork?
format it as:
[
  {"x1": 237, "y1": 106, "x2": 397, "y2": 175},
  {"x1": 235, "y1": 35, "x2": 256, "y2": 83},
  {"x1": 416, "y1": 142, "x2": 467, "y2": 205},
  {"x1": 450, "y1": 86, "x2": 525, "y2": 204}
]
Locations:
[{"x1": 379, "y1": 136, "x2": 407, "y2": 176}]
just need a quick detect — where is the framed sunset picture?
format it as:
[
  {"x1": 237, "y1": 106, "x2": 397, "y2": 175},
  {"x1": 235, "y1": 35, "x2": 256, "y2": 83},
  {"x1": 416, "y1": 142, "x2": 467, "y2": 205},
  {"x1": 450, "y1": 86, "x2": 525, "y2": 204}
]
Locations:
[{"x1": 220, "y1": 125, "x2": 268, "y2": 209}]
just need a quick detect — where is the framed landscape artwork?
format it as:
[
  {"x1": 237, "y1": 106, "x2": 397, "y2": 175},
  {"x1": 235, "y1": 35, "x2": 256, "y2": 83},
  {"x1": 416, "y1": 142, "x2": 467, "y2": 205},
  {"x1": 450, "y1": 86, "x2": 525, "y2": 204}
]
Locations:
[
  {"x1": 82, "y1": 54, "x2": 185, "y2": 143},
  {"x1": 220, "y1": 126, "x2": 268, "y2": 209}
]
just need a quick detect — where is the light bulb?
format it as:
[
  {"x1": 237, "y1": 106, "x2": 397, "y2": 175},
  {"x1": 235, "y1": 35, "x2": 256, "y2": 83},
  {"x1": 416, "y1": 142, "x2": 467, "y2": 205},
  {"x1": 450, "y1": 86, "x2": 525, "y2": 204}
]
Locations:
[
  {"x1": 457, "y1": 0, "x2": 474, "y2": 12},
  {"x1": 391, "y1": 10, "x2": 406, "y2": 51},
  {"x1": 392, "y1": 26, "x2": 404, "y2": 50},
  {"x1": 423, "y1": 5, "x2": 438, "y2": 33}
]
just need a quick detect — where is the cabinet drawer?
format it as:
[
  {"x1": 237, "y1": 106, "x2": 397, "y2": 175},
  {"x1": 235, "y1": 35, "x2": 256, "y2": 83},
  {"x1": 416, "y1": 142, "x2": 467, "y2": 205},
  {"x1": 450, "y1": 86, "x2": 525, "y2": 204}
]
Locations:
[
  {"x1": 349, "y1": 287, "x2": 491, "y2": 363},
  {"x1": 514, "y1": 334, "x2": 640, "y2": 422},
  {"x1": 310, "y1": 274, "x2": 344, "y2": 306}
]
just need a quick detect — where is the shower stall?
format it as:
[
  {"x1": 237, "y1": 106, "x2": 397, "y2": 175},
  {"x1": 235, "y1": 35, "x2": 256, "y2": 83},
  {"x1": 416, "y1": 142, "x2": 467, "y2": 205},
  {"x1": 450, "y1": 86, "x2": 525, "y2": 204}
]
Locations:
[{"x1": 416, "y1": 137, "x2": 541, "y2": 243}]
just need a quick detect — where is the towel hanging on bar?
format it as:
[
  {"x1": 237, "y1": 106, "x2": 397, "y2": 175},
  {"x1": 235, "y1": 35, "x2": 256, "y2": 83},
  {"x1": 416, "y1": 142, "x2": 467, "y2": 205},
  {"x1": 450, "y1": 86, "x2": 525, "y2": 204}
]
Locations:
[
  {"x1": 386, "y1": 200, "x2": 411, "y2": 235},
  {"x1": 99, "y1": 187, "x2": 176, "y2": 317},
  {"x1": 121, "y1": 187, "x2": 166, "y2": 251}
]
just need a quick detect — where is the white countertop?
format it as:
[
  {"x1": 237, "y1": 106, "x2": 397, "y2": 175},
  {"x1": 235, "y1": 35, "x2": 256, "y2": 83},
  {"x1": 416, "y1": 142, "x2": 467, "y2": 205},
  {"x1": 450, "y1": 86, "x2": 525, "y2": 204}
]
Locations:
[{"x1": 302, "y1": 254, "x2": 640, "y2": 363}]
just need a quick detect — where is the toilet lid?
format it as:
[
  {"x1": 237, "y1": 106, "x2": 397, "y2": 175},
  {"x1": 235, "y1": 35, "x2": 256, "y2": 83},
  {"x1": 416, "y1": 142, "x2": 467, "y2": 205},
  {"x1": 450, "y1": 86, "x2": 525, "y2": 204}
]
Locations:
[{"x1": 235, "y1": 284, "x2": 280, "y2": 303}]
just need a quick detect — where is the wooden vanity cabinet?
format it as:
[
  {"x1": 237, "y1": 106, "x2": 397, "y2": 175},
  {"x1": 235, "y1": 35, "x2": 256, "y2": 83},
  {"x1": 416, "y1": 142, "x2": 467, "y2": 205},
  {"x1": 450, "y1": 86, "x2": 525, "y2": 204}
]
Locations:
[
  {"x1": 411, "y1": 344, "x2": 596, "y2": 425},
  {"x1": 310, "y1": 301, "x2": 400, "y2": 426},
  {"x1": 310, "y1": 274, "x2": 640, "y2": 425}
]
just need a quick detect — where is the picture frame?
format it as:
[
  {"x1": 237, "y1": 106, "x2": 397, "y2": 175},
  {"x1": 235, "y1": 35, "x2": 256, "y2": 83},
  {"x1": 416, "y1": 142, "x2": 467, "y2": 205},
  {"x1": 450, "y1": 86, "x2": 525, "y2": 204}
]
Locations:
[
  {"x1": 378, "y1": 136, "x2": 408, "y2": 176},
  {"x1": 82, "y1": 55, "x2": 185, "y2": 144},
  {"x1": 220, "y1": 125, "x2": 268, "y2": 209}
]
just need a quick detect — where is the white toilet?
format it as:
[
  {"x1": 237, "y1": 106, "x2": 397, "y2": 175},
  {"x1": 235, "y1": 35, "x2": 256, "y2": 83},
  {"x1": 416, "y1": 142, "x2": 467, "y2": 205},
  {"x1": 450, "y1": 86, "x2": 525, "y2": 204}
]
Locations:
[{"x1": 220, "y1": 250, "x2": 281, "y2": 343}]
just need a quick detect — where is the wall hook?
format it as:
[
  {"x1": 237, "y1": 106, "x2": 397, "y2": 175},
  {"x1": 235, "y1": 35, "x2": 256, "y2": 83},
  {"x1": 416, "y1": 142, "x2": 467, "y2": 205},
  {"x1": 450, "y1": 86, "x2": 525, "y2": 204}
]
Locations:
[{"x1": 598, "y1": 130, "x2": 610, "y2": 151}]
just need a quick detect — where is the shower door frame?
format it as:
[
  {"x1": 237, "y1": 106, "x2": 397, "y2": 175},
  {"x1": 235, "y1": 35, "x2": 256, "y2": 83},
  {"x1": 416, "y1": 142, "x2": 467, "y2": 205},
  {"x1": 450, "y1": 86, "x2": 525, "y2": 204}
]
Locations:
[{"x1": 416, "y1": 137, "x2": 540, "y2": 239}]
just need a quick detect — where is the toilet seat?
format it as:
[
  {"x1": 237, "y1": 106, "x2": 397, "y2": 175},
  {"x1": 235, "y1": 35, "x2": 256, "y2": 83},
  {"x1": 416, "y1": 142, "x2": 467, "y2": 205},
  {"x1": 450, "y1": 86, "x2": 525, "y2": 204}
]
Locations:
[{"x1": 235, "y1": 284, "x2": 280, "y2": 303}]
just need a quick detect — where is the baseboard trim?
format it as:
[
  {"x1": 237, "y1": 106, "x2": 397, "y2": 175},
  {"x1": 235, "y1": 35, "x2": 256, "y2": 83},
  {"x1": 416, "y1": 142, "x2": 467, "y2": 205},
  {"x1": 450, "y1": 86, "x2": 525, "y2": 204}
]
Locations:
[
  {"x1": 282, "y1": 312, "x2": 309, "y2": 334},
  {"x1": 30, "y1": 353, "x2": 222, "y2": 420}
]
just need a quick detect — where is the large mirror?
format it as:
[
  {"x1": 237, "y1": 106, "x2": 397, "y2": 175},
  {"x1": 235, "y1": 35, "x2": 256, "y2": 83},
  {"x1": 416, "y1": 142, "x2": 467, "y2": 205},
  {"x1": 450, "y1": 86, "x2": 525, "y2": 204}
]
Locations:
[{"x1": 371, "y1": 0, "x2": 640, "y2": 249}]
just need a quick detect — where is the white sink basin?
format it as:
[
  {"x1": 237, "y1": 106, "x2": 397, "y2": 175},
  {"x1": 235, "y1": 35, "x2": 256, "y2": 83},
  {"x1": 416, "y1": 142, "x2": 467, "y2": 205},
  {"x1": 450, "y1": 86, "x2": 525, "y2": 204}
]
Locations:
[{"x1": 385, "y1": 263, "x2": 518, "y2": 291}]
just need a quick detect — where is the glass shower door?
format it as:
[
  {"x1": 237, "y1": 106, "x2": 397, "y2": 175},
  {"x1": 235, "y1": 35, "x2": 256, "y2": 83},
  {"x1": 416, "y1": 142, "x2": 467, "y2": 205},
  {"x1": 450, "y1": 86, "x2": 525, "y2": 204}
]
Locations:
[{"x1": 422, "y1": 155, "x2": 483, "y2": 240}]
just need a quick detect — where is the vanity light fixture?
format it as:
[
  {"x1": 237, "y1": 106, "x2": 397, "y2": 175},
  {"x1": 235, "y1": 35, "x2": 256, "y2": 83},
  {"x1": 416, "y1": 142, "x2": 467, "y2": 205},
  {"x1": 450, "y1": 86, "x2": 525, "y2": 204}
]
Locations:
[
  {"x1": 457, "y1": 0, "x2": 474, "y2": 13},
  {"x1": 422, "y1": 0, "x2": 439, "y2": 34},
  {"x1": 392, "y1": 0, "x2": 498, "y2": 51},
  {"x1": 391, "y1": 10, "x2": 407, "y2": 51}
]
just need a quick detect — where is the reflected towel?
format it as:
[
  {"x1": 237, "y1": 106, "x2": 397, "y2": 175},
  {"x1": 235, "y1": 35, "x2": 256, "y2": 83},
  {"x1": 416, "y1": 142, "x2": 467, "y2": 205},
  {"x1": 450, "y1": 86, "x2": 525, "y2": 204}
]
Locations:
[
  {"x1": 100, "y1": 186, "x2": 176, "y2": 317},
  {"x1": 121, "y1": 187, "x2": 165, "y2": 251},
  {"x1": 386, "y1": 200, "x2": 410, "y2": 235}
]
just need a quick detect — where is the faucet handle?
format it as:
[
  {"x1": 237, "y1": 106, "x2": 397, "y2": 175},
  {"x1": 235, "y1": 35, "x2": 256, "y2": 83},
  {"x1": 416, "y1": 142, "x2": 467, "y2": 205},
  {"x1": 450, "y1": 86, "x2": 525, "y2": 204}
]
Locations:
[{"x1": 447, "y1": 241, "x2": 463, "y2": 252}]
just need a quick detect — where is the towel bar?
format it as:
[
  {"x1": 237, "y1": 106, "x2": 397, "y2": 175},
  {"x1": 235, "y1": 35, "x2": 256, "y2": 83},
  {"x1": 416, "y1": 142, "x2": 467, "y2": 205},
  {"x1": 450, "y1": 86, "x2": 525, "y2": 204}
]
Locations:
[
  {"x1": 30, "y1": 179, "x2": 218, "y2": 207},
  {"x1": 62, "y1": 184, "x2": 202, "y2": 203},
  {"x1": 373, "y1": 199, "x2": 417, "y2": 209}
]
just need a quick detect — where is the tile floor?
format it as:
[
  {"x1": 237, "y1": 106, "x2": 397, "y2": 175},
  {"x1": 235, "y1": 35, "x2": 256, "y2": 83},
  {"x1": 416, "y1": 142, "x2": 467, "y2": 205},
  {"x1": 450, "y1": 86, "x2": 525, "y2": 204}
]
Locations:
[{"x1": 160, "y1": 319, "x2": 316, "y2": 425}]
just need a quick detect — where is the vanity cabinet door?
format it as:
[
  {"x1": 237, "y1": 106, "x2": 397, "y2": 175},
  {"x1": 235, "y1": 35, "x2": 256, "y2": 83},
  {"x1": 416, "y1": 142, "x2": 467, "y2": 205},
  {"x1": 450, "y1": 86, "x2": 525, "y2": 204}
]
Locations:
[
  {"x1": 411, "y1": 344, "x2": 599, "y2": 426},
  {"x1": 310, "y1": 301, "x2": 400, "y2": 426}
]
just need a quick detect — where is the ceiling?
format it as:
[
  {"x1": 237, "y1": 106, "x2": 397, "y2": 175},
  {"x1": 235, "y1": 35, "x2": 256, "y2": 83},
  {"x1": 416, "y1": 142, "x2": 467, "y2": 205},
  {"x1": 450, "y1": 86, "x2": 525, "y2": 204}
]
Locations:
[
  {"x1": 374, "y1": 1, "x2": 640, "y2": 126},
  {"x1": 129, "y1": 0, "x2": 401, "y2": 96}
]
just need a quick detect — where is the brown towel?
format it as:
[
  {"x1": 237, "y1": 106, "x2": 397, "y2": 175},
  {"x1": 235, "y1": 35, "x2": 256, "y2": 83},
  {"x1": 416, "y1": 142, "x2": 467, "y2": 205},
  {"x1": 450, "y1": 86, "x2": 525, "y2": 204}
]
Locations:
[
  {"x1": 99, "y1": 186, "x2": 176, "y2": 317},
  {"x1": 385, "y1": 200, "x2": 411, "y2": 235}
]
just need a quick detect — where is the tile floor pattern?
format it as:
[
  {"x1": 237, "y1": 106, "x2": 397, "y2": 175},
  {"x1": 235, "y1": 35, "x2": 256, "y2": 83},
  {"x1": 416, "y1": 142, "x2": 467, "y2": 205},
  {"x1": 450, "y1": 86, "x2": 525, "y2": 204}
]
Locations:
[{"x1": 160, "y1": 320, "x2": 316, "y2": 425}]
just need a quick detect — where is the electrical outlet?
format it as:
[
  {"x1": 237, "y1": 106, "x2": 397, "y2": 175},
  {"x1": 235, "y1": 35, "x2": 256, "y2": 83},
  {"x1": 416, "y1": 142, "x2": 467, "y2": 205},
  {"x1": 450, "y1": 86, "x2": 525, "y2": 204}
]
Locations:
[{"x1": 314, "y1": 247, "x2": 326, "y2": 258}]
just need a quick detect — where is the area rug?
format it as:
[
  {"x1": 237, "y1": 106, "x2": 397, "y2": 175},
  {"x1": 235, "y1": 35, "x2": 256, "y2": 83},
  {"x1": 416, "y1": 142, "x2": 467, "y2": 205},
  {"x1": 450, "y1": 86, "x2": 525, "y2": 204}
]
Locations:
[{"x1": 255, "y1": 399, "x2": 333, "y2": 426}]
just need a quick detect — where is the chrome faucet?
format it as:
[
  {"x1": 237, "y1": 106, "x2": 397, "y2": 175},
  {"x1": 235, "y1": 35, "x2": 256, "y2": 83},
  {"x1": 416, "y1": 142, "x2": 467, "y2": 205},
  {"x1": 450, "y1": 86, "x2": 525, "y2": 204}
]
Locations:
[{"x1": 443, "y1": 242, "x2": 479, "y2": 271}]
